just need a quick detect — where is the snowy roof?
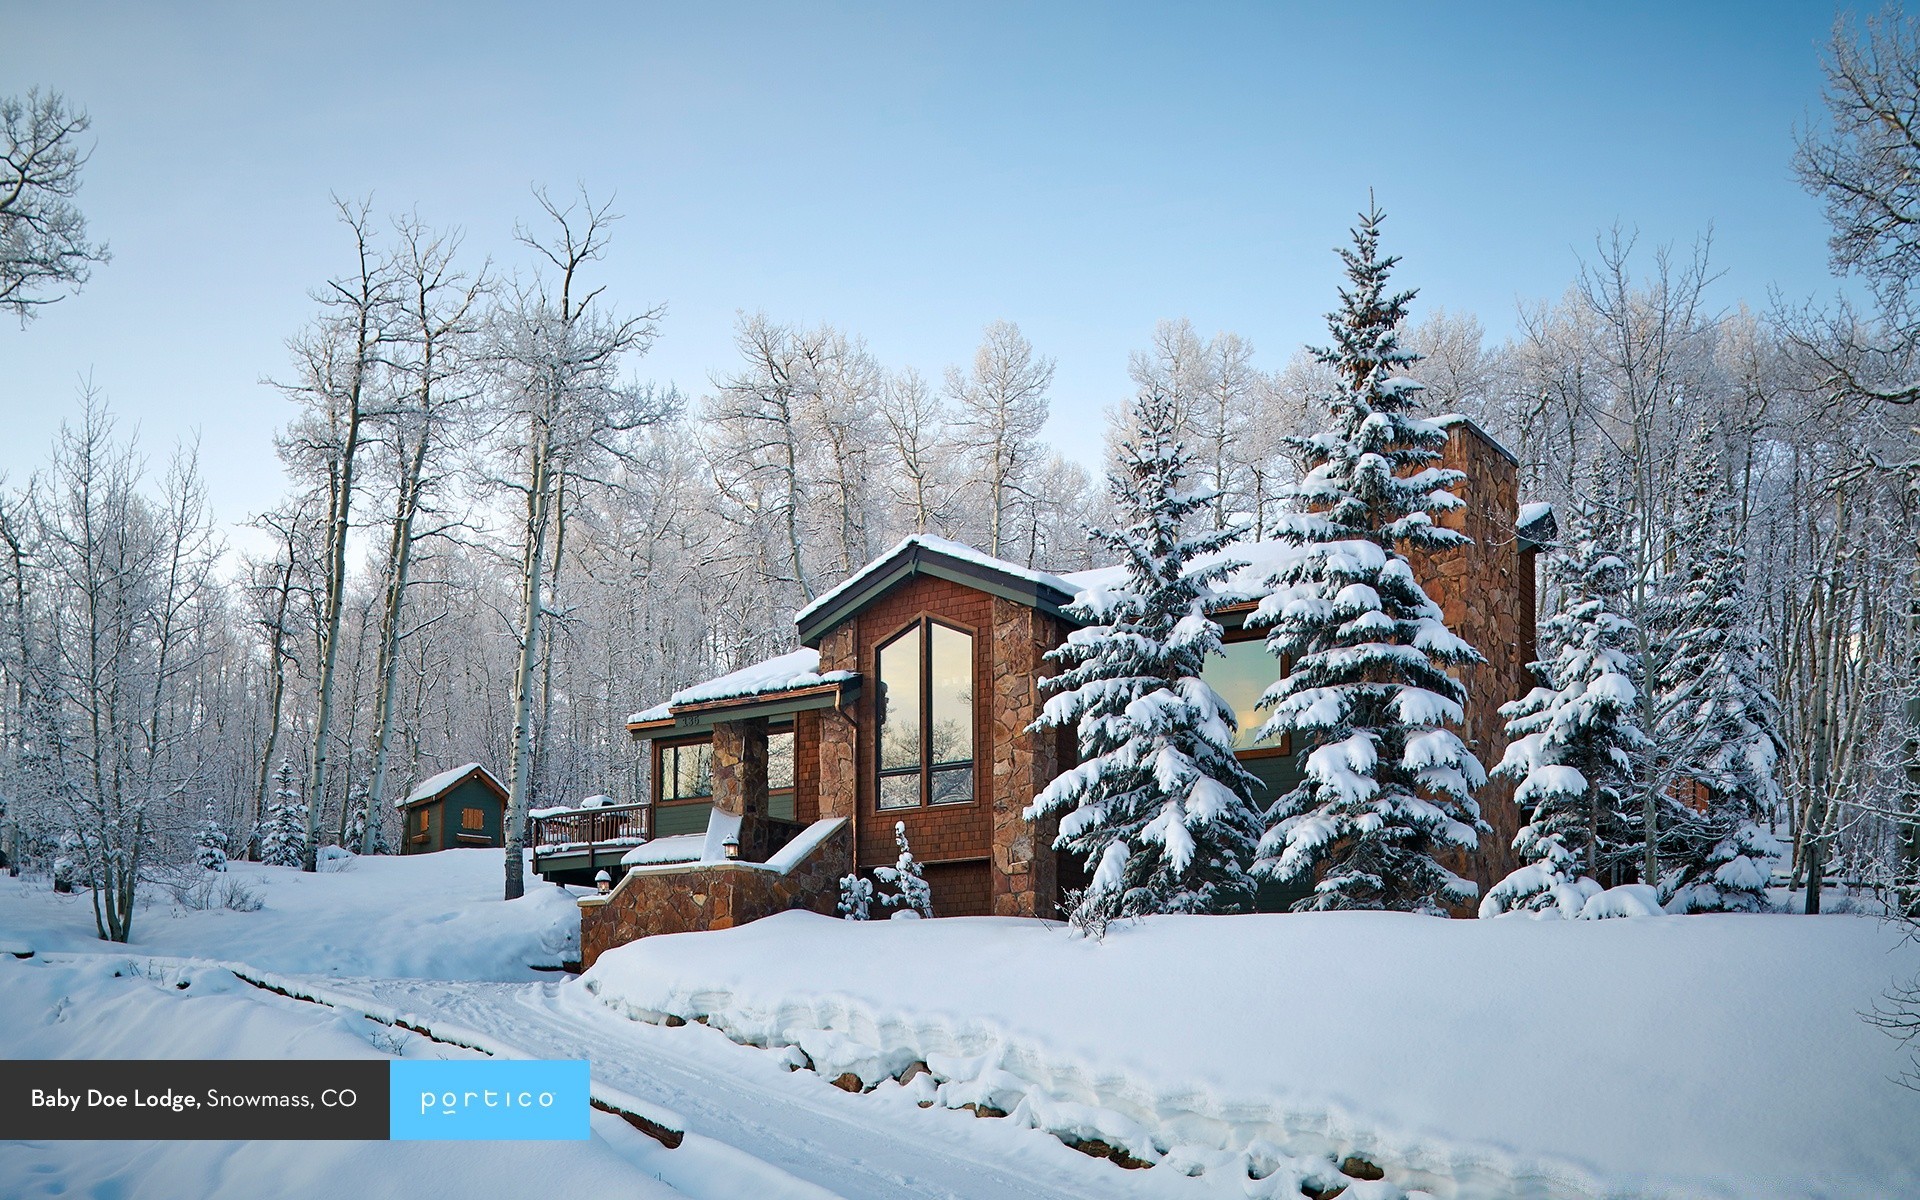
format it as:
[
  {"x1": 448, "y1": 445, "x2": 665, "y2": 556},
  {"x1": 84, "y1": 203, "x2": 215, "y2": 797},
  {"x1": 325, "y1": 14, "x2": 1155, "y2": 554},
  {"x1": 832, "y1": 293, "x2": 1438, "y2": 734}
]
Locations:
[
  {"x1": 394, "y1": 762, "x2": 501, "y2": 810},
  {"x1": 1058, "y1": 538, "x2": 1314, "y2": 611},
  {"x1": 1430, "y1": 412, "x2": 1520, "y2": 465},
  {"x1": 628, "y1": 648, "x2": 857, "y2": 725},
  {"x1": 794, "y1": 534, "x2": 1078, "y2": 643}
]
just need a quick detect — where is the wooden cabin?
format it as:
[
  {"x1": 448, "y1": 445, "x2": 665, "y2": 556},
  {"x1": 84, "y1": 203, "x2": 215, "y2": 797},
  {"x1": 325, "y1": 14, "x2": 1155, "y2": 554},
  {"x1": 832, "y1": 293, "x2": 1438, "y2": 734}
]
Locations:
[
  {"x1": 576, "y1": 418, "x2": 1548, "y2": 965},
  {"x1": 394, "y1": 763, "x2": 508, "y2": 854}
]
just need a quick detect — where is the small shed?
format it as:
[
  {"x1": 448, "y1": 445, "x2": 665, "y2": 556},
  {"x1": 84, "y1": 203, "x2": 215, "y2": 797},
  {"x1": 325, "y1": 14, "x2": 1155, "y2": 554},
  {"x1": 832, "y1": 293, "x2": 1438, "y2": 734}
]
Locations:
[{"x1": 394, "y1": 763, "x2": 508, "y2": 854}]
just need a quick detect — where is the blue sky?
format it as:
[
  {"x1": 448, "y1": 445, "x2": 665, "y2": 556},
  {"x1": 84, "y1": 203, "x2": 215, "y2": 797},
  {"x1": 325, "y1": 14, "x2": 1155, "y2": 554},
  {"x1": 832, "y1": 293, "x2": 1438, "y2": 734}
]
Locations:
[{"x1": 0, "y1": 2, "x2": 1863, "y2": 537}]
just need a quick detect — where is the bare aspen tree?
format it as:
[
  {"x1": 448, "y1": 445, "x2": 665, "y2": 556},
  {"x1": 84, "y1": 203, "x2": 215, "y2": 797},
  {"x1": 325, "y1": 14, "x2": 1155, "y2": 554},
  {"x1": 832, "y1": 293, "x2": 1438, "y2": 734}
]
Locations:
[
  {"x1": 947, "y1": 321, "x2": 1054, "y2": 558},
  {"x1": 486, "y1": 188, "x2": 667, "y2": 901},
  {"x1": 272, "y1": 199, "x2": 396, "y2": 870},
  {"x1": 877, "y1": 368, "x2": 952, "y2": 534},
  {"x1": 708, "y1": 314, "x2": 814, "y2": 600},
  {"x1": 358, "y1": 217, "x2": 487, "y2": 851},
  {"x1": 0, "y1": 90, "x2": 109, "y2": 322},
  {"x1": 243, "y1": 506, "x2": 306, "y2": 857}
]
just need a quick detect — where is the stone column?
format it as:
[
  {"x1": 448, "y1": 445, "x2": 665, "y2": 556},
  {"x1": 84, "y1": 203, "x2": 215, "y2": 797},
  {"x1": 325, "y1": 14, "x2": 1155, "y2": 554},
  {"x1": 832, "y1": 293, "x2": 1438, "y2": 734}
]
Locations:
[
  {"x1": 989, "y1": 597, "x2": 1059, "y2": 917},
  {"x1": 710, "y1": 717, "x2": 772, "y2": 857},
  {"x1": 814, "y1": 624, "x2": 860, "y2": 825}
]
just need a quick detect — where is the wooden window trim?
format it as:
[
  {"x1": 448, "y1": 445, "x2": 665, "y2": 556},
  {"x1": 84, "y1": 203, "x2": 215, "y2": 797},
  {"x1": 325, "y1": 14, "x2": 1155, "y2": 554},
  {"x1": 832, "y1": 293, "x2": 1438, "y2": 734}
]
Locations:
[
  {"x1": 875, "y1": 615, "x2": 979, "y2": 812},
  {"x1": 654, "y1": 735, "x2": 715, "y2": 808}
]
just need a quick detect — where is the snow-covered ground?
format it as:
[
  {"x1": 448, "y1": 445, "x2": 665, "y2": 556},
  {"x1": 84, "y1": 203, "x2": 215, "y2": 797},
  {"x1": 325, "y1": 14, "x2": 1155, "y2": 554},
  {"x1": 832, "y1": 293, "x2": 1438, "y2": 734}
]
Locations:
[
  {"x1": 583, "y1": 908, "x2": 1920, "y2": 1200},
  {"x1": 0, "y1": 849, "x2": 580, "y2": 979},
  {"x1": 7, "y1": 851, "x2": 1918, "y2": 1199}
]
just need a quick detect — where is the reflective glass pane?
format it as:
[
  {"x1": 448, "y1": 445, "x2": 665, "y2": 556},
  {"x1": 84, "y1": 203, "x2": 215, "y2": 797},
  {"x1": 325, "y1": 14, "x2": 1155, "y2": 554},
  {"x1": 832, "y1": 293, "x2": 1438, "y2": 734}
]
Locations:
[
  {"x1": 878, "y1": 772, "x2": 919, "y2": 810},
  {"x1": 768, "y1": 729, "x2": 795, "y2": 791},
  {"x1": 670, "y1": 742, "x2": 713, "y2": 799},
  {"x1": 878, "y1": 627, "x2": 922, "y2": 772},
  {"x1": 928, "y1": 623, "x2": 973, "y2": 767},
  {"x1": 930, "y1": 764, "x2": 972, "y2": 806},
  {"x1": 1199, "y1": 640, "x2": 1285, "y2": 751}
]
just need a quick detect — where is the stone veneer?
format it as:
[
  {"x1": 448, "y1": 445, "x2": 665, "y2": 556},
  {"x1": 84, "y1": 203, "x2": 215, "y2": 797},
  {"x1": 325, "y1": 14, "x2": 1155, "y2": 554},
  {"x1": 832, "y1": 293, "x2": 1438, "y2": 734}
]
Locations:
[
  {"x1": 576, "y1": 819, "x2": 853, "y2": 971},
  {"x1": 1407, "y1": 419, "x2": 1535, "y2": 894},
  {"x1": 987, "y1": 597, "x2": 1062, "y2": 917}
]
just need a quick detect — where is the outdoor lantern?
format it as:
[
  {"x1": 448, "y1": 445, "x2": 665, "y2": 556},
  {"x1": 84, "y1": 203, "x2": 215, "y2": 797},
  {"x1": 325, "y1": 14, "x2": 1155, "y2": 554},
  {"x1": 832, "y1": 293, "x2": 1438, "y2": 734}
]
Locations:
[
  {"x1": 722, "y1": 836, "x2": 741, "y2": 861},
  {"x1": 594, "y1": 869, "x2": 611, "y2": 894}
]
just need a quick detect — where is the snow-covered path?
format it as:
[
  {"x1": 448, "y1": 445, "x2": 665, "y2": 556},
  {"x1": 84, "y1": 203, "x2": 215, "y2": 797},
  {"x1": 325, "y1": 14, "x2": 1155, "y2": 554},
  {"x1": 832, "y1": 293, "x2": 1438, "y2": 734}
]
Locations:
[{"x1": 269, "y1": 972, "x2": 1175, "y2": 1200}]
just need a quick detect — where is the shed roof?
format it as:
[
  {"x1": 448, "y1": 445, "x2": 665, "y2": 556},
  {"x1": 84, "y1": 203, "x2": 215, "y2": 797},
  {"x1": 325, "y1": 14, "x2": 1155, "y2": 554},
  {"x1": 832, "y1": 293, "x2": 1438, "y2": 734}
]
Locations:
[{"x1": 393, "y1": 762, "x2": 507, "y2": 810}]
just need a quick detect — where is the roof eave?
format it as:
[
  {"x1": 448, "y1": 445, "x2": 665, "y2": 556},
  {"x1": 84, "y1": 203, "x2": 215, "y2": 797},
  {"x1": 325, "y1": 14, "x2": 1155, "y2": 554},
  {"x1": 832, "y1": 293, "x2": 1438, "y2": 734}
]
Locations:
[
  {"x1": 625, "y1": 677, "x2": 862, "y2": 740},
  {"x1": 796, "y1": 543, "x2": 1075, "y2": 646}
]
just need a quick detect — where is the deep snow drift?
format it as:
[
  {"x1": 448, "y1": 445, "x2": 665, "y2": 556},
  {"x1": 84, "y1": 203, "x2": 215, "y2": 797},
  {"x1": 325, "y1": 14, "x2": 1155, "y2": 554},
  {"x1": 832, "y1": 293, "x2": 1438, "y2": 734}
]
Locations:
[
  {"x1": 583, "y1": 908, "x2": 1920, "y2": 1200},
  {"x1": 0, "y1": 849, "x2": 581, "y2": 979}
]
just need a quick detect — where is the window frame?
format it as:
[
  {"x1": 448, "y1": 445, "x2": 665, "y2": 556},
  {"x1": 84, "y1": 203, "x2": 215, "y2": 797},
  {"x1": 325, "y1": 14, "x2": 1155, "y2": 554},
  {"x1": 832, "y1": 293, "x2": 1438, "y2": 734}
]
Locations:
[
  {"x1": 653, "y1": 735, "x2": 715, "y2": 808},
  {"x1": 874, "y1": 615, "x2": 978, "y2": 811},
  {"x1": 767, "y1": 720, "x2": 797, "y2": 820}
]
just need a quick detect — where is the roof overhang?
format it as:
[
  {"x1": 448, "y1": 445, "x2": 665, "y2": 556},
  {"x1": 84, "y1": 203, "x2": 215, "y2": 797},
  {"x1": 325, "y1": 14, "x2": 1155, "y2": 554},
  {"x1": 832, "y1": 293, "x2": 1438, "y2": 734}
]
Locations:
[
  {"x1": 626, "y1": 677, "x2": 862, "y2": 740},
  {"x1": 796, "y1": 541, "x2": 1077, "y2": 647}
]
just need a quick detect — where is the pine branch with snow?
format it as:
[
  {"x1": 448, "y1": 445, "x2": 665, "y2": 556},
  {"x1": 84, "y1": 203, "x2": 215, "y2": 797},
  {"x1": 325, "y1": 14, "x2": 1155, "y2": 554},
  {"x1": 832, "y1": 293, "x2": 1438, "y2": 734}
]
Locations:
[
  {"x1": 1652, "y1": 427, "x2": 1786, "y2": 907},
  {"x1": 838, "y1": 873, "x2": 874, "y2": 921},
  {"x1": 1028, "y1": 384, "x2": 1265, "y2": 927},
  {"x1": 1484, "y1": 470, "x2": 1649, "y2": 916},
  {"x1": 872, "y1": 821, "x2": 933, "y2": 918},
  {"x1": 195, "y1": 798, "x2": 229, "y2": 873},
  {"x1": 259, "y1": 760, "x2": 307, "y2": 869},
  {"x1": 1249, "y1": 201, "x2": 1488, "y2": 914}
]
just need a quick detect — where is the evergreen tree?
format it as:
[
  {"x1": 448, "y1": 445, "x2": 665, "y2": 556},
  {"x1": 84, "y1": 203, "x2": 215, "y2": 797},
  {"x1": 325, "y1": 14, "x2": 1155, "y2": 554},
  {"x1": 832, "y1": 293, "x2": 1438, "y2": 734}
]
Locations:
[
  {"x1": 1484, "y1": 472, "x2": 1649, "y2": 915},
  {"x1": 1251, "y1": 202, "x2": 1488, "y2": 913},
  {"x1": 260, "y1": 760, "x2": 306, "y2": 869},
  {"x1": 1656, "y1": 428, "x2": 1785, "y2": 910},
  {"x1": 872, "y1": 821, "x2": 934, "y2": 918},
  {"x1": 837, "y1": 873, "x2": 873, "y2": 920},
  {"x1": 1028, "y1": 384, "x2": 1264, "y2": 927},
  {"x1": 195, "y1": 798, "x2": 229, "y2": 872}
]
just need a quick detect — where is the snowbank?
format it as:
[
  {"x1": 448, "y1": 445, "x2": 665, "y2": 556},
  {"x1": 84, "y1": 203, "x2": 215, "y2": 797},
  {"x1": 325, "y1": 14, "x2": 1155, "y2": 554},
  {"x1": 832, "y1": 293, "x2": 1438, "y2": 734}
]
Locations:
[
  {"x1": 0, "y1": 953, "x2": 686, "y2": 1200},
  {"x1": 0, "y1": 850, "x2": 580, "y2": 979},
  {"x1": 584, "y1": 909, "x2": 1920, "y2": 1199}
]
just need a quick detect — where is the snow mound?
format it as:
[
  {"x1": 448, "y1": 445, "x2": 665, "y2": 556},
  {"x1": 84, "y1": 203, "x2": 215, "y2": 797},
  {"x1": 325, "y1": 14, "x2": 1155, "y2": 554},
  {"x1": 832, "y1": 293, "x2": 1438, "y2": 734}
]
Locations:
[
  {"x1": 0, "y1": 850, "x2": 581, "y2": 980},
  {"x1": 584, "y1": 909, "x2": 1920, "y2": 1199}
]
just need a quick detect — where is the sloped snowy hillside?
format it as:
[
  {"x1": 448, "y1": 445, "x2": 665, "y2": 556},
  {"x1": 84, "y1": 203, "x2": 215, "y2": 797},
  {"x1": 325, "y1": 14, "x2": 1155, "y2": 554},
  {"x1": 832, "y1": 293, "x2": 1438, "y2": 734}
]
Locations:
[{"x1": 584, "y1": 909, "x2": 1920, "y2": 1200}]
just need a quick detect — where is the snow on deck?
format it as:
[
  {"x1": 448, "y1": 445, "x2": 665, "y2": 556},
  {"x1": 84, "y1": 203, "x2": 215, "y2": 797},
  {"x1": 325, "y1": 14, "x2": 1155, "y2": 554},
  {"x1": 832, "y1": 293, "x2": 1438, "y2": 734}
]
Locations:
[
  {"x1": 629, "y1": 648, "x2": 857, "y2": 725},
  {"x1": 585, "y1": 909, "x2": 1920, "y2": 1199}
]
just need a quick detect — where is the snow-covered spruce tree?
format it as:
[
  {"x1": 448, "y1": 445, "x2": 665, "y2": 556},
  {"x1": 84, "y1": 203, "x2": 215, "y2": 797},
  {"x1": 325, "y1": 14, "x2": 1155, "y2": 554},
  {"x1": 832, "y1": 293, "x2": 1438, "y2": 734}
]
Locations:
[
  {"x1": 1251, "y1": 202, "x2": 1488, "y2": 913},
  {"x1": 1027, "y1": 384, "x2": 1264, "y2": 927},
  {"x1": 872, "y1": 821, "x2": 933, "y2": 918},
  {"x1": 1655, "y1": 429, "x2": 1784, "y2": 912},
  {"x1": 1483, "y1": 472, "x2": 1649, "y2": 916},
  {"x1": 195, "y1": 799, "x2": 229, "y2": 872},
  {"x1": 837, "y1": 873, "x2": 873, "y2": 921},
  {"x1": 259, "y1": 760, "x2": 306, "y2": 869}
]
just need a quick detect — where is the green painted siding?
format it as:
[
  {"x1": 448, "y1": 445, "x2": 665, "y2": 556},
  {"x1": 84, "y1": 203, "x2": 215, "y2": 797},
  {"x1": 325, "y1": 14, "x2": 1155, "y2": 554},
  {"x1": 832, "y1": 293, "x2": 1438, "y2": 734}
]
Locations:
[{"x1": 655, "y1": 801, "x2": 712, "y2": 837}]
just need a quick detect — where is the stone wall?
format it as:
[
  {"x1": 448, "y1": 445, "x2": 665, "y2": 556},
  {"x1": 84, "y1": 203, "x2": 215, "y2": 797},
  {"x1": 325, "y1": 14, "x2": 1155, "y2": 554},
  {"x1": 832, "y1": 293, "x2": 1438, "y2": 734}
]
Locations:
[
  {"x1": 1406, "y1": 419, "x2": 1536, "y2": 893},
  {"x1": 988, "y1": 596, "x2": 1061, "y2": 918},
  {"x1": 576, "y1": 819, "x2": 853, "y2": 971}
]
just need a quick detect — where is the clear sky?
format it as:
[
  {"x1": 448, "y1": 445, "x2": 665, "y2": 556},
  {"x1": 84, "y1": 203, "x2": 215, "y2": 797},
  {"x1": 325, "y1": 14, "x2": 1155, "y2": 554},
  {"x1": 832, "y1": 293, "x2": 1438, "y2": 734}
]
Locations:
[{"x1": 0, "y1": 1, "x2": 1866, "y2": 541}]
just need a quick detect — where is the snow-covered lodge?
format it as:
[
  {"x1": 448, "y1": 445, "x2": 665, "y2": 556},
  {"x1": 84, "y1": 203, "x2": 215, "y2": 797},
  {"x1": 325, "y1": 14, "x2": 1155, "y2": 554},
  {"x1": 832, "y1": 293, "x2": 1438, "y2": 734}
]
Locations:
[{"x1": 565, "y1": 417, "x2": 1551, "y2": 967}]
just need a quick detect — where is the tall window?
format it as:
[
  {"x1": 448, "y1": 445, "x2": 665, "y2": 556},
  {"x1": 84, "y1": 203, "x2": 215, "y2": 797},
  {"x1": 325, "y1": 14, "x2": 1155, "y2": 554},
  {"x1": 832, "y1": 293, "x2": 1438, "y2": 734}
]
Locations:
[
  {"x1": 655, "y1": 738, "x2": 715, "y2": 836},
  {"x1": 769, "y1": 724, "x2": 796, "y2": 821},
  {"x1": 877, "y1": 619, "x2": 974, "y2": 809},
  {"x1": 1199, "y1": 636, "x2": 1289, "y2": 755}
]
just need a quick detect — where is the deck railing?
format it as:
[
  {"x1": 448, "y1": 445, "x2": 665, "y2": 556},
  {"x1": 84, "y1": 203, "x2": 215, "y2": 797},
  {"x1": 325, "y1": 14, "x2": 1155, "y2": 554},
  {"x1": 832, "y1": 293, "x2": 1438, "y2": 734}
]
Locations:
[{"x1": 530, "y1": 802, "x2": 651, "y2": 879}]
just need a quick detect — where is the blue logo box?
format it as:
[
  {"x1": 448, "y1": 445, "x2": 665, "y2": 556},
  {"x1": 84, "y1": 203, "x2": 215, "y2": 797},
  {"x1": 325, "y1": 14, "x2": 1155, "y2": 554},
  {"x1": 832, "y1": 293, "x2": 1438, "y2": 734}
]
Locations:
[{"x1": 389, "y1": 1060, "x2": 590, "y2": 1141}]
